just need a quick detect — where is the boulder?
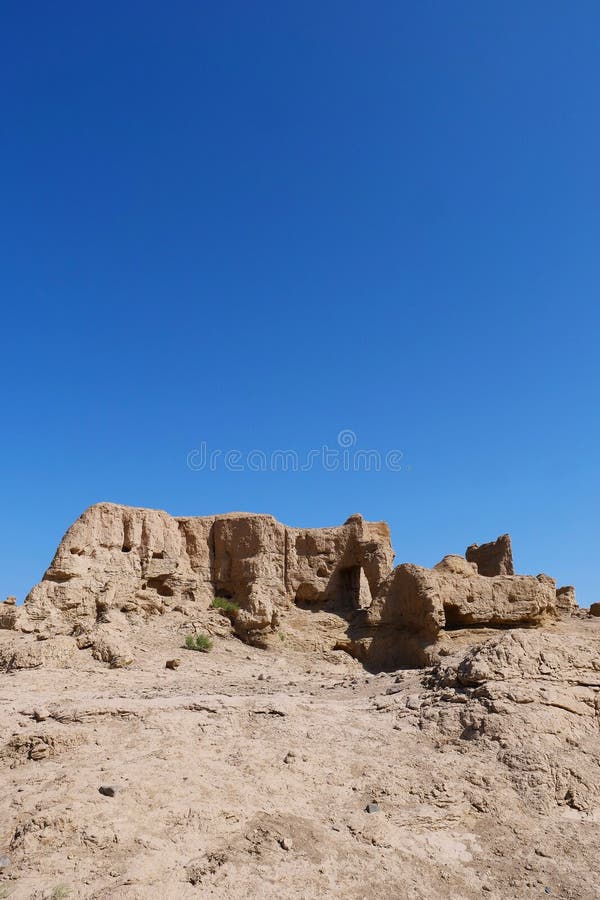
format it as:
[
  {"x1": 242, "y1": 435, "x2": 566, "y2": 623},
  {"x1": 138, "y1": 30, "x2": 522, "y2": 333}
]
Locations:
[{"x1": 466, "y1": 534, "x2": 514, "y2": 576}]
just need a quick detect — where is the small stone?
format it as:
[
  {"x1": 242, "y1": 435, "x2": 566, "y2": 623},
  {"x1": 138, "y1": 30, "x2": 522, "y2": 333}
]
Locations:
[
  {"x1": 406, "y1": 695, "x2": 421, "y2": 710},
  {"x1": 32, "y1": 708, "x2": 50, "y2": 722},
  {"x1": 284, "y1": 751, "x2": 296, "y2": 764},
  {"x1": 365, "y1": 802, "x2": 379, "y2": 814},
  {"x1": 99, "y1": 785, "x2": 121, "y2": 797},
  {"x1": 279, "y1": 837, "x2": 292, "y2": 851},
  {"x1": 258, "y1": 673, "x2": 265, "y2": 681},
  {"x1": 165, "y1": 659, "x2": 181, "y2": 670},
  {"x1": 0, "y1": 855, "x2": 10, "y2": 869},
  {"x1": 544, "y1": 890, "x2": 551, "y2": 896},
  {"x1": 29, "y1": 742, "x2": 50, "y2": 760}
]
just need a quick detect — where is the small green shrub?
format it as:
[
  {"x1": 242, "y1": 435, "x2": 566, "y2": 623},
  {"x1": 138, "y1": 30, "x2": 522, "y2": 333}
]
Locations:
[
  {"x1": 211, "y1": 597, "x2": 240, "y2": 618},
  {"x1": 185, "y1": 633, "x2": 213, "y2": 652},
  {"x1": 50, "y1": 888, "x2": 71, "y2": 900}
]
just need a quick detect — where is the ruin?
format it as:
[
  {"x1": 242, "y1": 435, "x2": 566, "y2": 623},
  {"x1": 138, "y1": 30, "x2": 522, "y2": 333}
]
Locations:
[
  {"x1": 0, "y1": 503, "x2": 579, "y2": 668},
  {"x1": 465, "y1": 533, "x2": 514, "y2": 576}
]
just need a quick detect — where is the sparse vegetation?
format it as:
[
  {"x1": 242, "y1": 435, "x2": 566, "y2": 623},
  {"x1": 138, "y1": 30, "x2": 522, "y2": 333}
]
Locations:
[
  {"x1": 211, "y1": 597, "x2": 240, "y2": 619},
  {"x1": 185, "y1": 633, "x2": 213, "y2": 652},
  {"x1": 50, "y1": 887, "x2": 71, "y2": 900}
]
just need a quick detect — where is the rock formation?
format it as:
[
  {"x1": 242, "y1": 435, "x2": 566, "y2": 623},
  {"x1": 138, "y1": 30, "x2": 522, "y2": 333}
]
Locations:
[
  {"x1": 0, "y1": 504, "x2": 578, "y2": 668},
  {"x1": 0, "y1": 597, "x2": 17, "y2": 630},
  {"x1": 422, "y1": 624, "x2": 600, "y2": 815},
  {"x1": 555, "y1": 584, "x2": 577, "y2": 613},
  {"x1": 343, "y1": 553, "x2": 557, "y2": 669},
  {"x1": 17, "y1": 504, "x2": 394, "y2": 643},
  {"x1": 466, "y1": 533, "x2": 514, "y2": 576}
]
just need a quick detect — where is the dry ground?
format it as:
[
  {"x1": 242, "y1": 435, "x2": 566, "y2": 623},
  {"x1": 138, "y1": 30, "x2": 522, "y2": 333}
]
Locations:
[{"x1": 1, "y1": 609, "x2": 599, "y2": 899}]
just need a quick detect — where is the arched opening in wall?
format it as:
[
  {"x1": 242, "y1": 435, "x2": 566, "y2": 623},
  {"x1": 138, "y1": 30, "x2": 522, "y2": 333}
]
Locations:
[
  {"x1": 338, "y1": 566, "x2": 373, "y2": 611},
  {"x1": 356, "y1": 567, "x2": 373, "y2": 609},
  {"x1": 443, "y1": 603, "x2": 464, "y2": 630},
  {"x1": 294, "y1": 567, "x2": 373, "y2": 616},
  {"x1": 291, "y1": 567, "x2": 377, "y2": 669},
  {"x1": 122, "y1": 518, "x2": 135, "y2": 553},
  {"x1": 443, "y1": 602, "x2": 525, "y2": 632}
]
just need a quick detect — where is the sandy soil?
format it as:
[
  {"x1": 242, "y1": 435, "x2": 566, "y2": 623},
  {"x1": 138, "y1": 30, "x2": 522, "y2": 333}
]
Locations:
[{"x1": 1, "y1": 610, "x2": 599, "y2": 899}]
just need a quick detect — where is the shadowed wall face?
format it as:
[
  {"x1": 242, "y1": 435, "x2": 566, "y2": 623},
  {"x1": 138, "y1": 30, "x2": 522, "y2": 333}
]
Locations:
[{"x1": 466, "y1": 535, "x2": 514, "y2": 577}]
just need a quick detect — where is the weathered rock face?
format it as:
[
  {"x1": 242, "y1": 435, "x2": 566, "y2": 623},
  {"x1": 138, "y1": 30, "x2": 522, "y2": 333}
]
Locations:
[
  {"x1": 556, "y1": 585, "x2": 577, "y2": 614},
  {"x1": 0, "y1": 597, "x2": 17, "y2": 630},
  {"x1": 5, "y1": 504, "x2": 575, "y2": 668},
  {"x1": 20, "y1": 504, "x2": 395, "y2": 641},
  {"x1": 356, "y1": 556, "x2": 558, "y2": 667},
  {"x1": 372, "y1": 564, "x2": 555, "y2": 634},
  {"x1": 423, "y1": 625, "x2": 600, "y2": 814},
  {"x1": 466, "y1": 534, "x2": 514, "y2": 576}
]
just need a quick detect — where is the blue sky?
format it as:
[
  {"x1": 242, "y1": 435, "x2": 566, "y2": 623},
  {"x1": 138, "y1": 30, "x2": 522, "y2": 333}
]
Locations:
[{"x1": 1, "y1": 2, "x2": 599, "y2": 605}]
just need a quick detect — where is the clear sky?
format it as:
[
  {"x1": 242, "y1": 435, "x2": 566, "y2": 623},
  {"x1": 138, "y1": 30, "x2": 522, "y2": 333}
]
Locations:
[{"x1": 1, "y1": 2, "x2": 599, "y2": 605}]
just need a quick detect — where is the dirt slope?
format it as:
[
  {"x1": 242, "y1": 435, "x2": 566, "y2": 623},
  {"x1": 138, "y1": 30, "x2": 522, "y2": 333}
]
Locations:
[{"x1": 1, "y1": 611, "x2": 599, "y2": 899}]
